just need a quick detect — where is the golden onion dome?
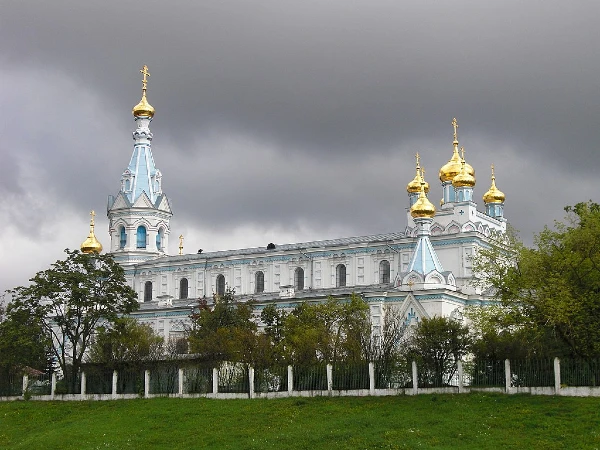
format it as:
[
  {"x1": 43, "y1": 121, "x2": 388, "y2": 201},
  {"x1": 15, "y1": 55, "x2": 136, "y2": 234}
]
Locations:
[
  {"x1": 410, "y1": 177, "x2": 436, "y2": 219},
  {"x1": 452, "y1": 152, "x2": 476, "y2": 188},
  {"x1": 132, "y1": 65, "x2": 155, "y2": 118},
  {"x1": 439, "y1": 144, "x2": 462, "y2": 182},
  {"x1": 483, "y1": 165, "x2": 505, "y2": 204},
  {"x1": 132, "y1": 93, "x2": 155, "y2": 118},
  {"x1": 406, "y1": 153, "x2": 430, "y2": 194},
  {"x1": 439, "y1": 118, "x2": 475, "y2": 182},
  {"x1": 80, "y1": 211, "x2": 103, "y2": 254}
]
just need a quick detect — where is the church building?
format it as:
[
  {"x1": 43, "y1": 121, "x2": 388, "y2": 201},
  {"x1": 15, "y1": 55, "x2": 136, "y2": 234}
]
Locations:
[{"x1": 82, "y1": 67, "x2": 507, "y2": 342}]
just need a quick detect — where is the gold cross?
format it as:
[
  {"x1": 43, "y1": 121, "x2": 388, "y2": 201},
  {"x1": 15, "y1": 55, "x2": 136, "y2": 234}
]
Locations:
[
  {"x1": 140, "y1": 65, "x2": 150, "y2": 92},
  {"x1": 461, "y1": 146, "x2": 465, "y2": 160},
  {"x1": 415, "y1": 152, "x2": 420, "y2": 167},
  {"x1": 452, "y1": 117, "x2": 459, "y2": 141},
  {"x1": 179, "y1": 234, "x2": 184, "y2": 255},
  {"x1": 90, "y1": 210, "x2": 96, "y2": 226}
]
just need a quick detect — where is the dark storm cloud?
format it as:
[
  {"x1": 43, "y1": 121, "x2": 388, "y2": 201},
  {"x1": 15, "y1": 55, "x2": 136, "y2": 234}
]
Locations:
[{"x1": 1, "y1": 0, "x2": 599, "y2": 290}]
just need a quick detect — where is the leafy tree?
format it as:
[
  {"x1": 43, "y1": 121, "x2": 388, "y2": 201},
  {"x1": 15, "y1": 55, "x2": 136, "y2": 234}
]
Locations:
[
  {"x1": 0, "y1": 295, "x2": 52, "y2": 379},
  {"x1": 406, "y1": 316, "x2": 472, "y2": 387},
  {"x1": 473, "y1": 202, "x2": 600, "y2": 358},
  {"x1": 88, "y1": 317, "x2": 164, "y2": 367},
  {"x1": 369, "y1": 304, "x2": 408, "y2": 386},
  {"x1": 187, "y1": 288, "x2": 257, "y2": 363},
  {"x1": 6, "y1": 249, "x2": 138, "y2": 388},
  {"x1": 280, "y1": 294, "x2": 372, "y2": 366}
]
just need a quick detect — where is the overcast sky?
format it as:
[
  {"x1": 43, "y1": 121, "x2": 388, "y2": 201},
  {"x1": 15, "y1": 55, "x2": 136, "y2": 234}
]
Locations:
[{"x1": 1, "y1": 1, "x2": 599, "y2": 293}]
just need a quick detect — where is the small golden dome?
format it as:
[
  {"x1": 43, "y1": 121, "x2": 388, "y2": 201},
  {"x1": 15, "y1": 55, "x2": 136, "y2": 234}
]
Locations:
[
  {"x1": 132, "y1": 65, "x2": 155, "y2": 118},
  {"x1": 132, "y1": 93, "x2": 155, "y2": 118},
  {"x1": 483, "y1": 165, "x2": 505, "y2": 204},
  {"x1": 452, "y1": 150, "x2": 476, "y2": 188},
  {"x1": 407, "y1": 153, "x2": 430, "y2": 194},
  {"x1": 81, "y1": 211, "x2": 103, "y2": 254},
  {"x1": 410, "y1": 179, "x2": 436, "y2": 219},
  {"x1": 439, "y1": 118, "x2": 474, "y2": 182}
]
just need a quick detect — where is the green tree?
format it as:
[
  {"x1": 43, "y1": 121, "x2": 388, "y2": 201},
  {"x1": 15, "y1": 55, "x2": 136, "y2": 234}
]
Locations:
[
  {"x1": 6, "y1": 249, "x2": 138, "y2": 388},
  {"x1": 280, "y1": 294, "x2": 372, "y2": 366},
  {"x1": 0, "y1": 295, "x2": 52, "y2": 382},
  {"x1": 187, "y1": 288, "x2": 257, "y2": 363},
  {"x1": 88, "y1": 317, "x2": 164, "y2": 366},
  {"x1": 472, "y1": 202, "x2": 600, "y2": 358},
  {"x1": 406, "y1": 316, "x2": 472, "y2": 387}
]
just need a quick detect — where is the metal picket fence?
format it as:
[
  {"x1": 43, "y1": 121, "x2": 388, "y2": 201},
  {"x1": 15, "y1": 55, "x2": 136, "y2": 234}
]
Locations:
[
  {"x1": 184, "y1": 366, "x2": 213, "y2": 394},
  {"x1": 509, "y1": 358, "x2": 555, "y2": 387},
  {"x1": 332, "y1": 362, "x2": 369, "y2": 390},
  {"x1": 254, "y1": 365, "x2": 288, "y2": 393},
  {"x1": 560, "y1": 359, "x2": 600, "y2": 387},
  {"x1": 293, "y1": 363, "x2": 328, "y2": 391},
  {"x1": 468, "y1": 359, "x2": 505, "y2": 387}
]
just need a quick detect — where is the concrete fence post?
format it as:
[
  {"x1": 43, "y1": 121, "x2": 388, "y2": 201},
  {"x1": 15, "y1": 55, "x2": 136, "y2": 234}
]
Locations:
[
  {"x1": 51, "y1": 373, "x2": 57, "y2": 399},
  {"x1": 554, "y1": 357, "x2": 561, "y2": 395},
  {"x1": 411, "y1": 361, "x2": 418, "y2": 395},
  {"x1": 248, "y1": 366, "x2": 255, "y2": 399},
  {"x1": 178, "y1": 368, "x2": 184, "y2": 396},
  {"x1": 369, "y1": 362, "x2": 375, "y2": 395},
  {"x1": 326, "y1": 364, "x2": 333, "y2": 393},
  {"x1": 505, "y1": 359, "x2": 511, "y2": 394},
  {"x1": 81, "y1": 371, "x2": 86, "y2": 397},
  {"x1": 287, "y1": 365, "x2": 293, "y2": 394},
  {"x1": 144, "y1": 370, "x2": 150, "y2": 397},
  {"x1": 22, "y1": 374, "x2": 28, "y2": 396},
  {"x1": 112, "y1": 371, "x2": 118, "y2": 399},
  {"x1": 212, "y1": 367, "x2": 219, "y2": 395},
  {"x1": 457, "y1": 360, "x2": 464, "y2": 393}
]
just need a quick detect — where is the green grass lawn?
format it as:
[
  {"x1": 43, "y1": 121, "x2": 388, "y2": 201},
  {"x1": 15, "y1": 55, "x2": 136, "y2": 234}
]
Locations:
[{"x1": 0, "y1": 393, "x2": 599, "y2": 449}]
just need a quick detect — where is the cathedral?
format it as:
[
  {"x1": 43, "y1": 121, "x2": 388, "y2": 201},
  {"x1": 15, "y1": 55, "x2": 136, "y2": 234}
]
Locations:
[{"x1": 81, "y1": 66, "x2": 507, "y2": 341}]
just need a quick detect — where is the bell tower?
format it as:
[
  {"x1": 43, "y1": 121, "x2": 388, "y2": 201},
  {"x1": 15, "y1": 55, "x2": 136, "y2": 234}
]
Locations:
[{"x1": 107, "y1": 66, "x2": 172, "y2": 267}]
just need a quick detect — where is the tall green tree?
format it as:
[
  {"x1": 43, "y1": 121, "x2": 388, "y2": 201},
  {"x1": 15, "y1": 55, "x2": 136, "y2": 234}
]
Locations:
[
  {"x1": 6, "y1": 249, "x2": 138, "y2": 385},
  {"x1": 406, "y1": 316, "x2": 472, "y2": 387},
  {"x1": 473, "y1": 202, "x2": 600, "y2": 358},
  {"x1": 280, "y1": 294, "x2": 372, "y2": 365},
  {"x1": 88, "y1": 317, "x2": 164, "y2": 367},
  {"x1": 187, "y1": 288, "x2": 257, "y2": 363},
  {"x1": 0, "y1": 295, "x2": 51, "y2": 376}
]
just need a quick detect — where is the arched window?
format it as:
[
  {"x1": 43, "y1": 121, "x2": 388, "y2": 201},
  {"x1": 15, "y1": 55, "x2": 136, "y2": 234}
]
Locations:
[
  {"x1": 179, "y1": 278, "x2": 188, "y2": 299},
  {"x1": 336, "y1": 264, "x2": 346, "y2": 287},
  {"x1": 137, "y1": 226, "x2": 147, "y2": 249},
  {"x1": 119, "y1": 226, "x2": 127, "y2": 249},
  {"x1": 156, "y1": 228, "x2": 164, "y2": 250},
  {"x1": 294, "y1": 267, "x2": 304, "y2": 291},
  {"x1": 144, "y1": 281, "x2": 152, "y2": 302},
  {"x1": 379, "y1": 260, "x2": 390, "y2": 284},
  {"x1": 216, "y1": 274, "x2": 225, "y2": 296},
  {"x1": 255, "y1": 271, "x2": 264, "y2": 293}
]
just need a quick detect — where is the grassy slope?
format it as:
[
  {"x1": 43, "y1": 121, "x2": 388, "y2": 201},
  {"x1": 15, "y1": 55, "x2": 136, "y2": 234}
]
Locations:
[{"x1": 0, "y1": 394, "x2": 599, "y2": 449}]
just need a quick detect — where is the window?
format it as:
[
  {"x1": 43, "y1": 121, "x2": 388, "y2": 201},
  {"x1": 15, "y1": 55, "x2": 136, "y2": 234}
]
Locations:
[
  {"x1": 294, "y1": 267, "x2": 304, "y2": 291},
  {"x1": 179, "y1": 278, "x2": 188, "y2": 299},
  {"x1": 119, "y1": 226, "x2": 126, "y2": 249},
  {"x1": 216, "y1": 274, "x2": 225, "y2": 296},
  {"x1": 156, "y1": 228, "x2": 164, "y2": 250},
  {"x1": 379, "y1": 260, "x2": 390, "y2": 284},
  {"x1": 137, "y1": 226, "x2": 147, "y2": 249},
  {"x1": 255, "y1": 271, "x2": 264, "y2": 293},
  {"x1": 144, "y1": 281, "x2": 152, "y2": 302},
  {"x1": 336, "y1": 264, "x2": 346, "y2": 287}
]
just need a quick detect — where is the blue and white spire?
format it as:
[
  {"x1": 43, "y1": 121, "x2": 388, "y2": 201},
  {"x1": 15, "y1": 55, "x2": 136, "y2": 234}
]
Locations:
[
  {"x1": 121, "y1": 65, "x2": 162, "y2": 204},
  {"x1": 107, "y1": 66, "x2": 172, "y2": 267}
]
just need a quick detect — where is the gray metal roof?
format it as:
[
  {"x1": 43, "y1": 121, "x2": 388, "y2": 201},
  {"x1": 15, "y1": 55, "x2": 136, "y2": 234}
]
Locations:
[{"x1": 150, "y1": 231, "x2": 405, "y2": 264}]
